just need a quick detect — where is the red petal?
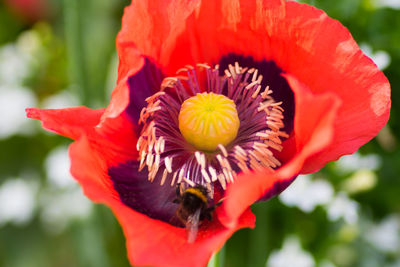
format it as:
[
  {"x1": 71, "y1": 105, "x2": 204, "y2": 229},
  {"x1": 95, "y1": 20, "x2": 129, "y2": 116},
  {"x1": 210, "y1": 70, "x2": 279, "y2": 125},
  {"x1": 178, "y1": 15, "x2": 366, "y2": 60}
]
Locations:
[
  {"x1": 120, "y1": 0, "x2": 285, "y2": 74},
  {"x1": 122, "y1": 208, "x2": 254, "y2": 267},
  {"x1": 94, "y1": 113, "x2": 139, "y2": 166},
  {"x1": 27, "y1": 105, "x2": 138, "y2": 166},
  {"x1": 26, "y1": 107, "x2": 104, "y2": 140},
  {"x1": 116, "y1": 0, "x2": 201, "y2": 81},
  {"x1": 118, "y1": 0, "x2": 390, "y2": 173},
  {"x1": 101, "y1": 70, "x2": 139, "y2": 121},
  {"x1": 280, "y1": 2, "x2": 391, "y2": 172},
  {"x1": 183, "y1": 1, "x2": 390, "y2": 170},
  {"x1": 70, "y1": 135, "x2": 254, "y2": 267},
  {"x1": 69, "y1": 136, "x2": 117, "y2": 200},
  {"x1": 167, "y1": 0, "x2": 286, "y2": 71},
  {"x1": 219, "y1": 74, "x2": 342, "y2": 227}
]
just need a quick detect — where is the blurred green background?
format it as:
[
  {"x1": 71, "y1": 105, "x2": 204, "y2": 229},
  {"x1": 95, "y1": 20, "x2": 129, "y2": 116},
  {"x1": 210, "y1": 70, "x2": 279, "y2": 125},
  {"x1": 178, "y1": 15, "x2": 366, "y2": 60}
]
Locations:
[{"x1": 0, "y1": 0, "x2": 399, "y2": 266}]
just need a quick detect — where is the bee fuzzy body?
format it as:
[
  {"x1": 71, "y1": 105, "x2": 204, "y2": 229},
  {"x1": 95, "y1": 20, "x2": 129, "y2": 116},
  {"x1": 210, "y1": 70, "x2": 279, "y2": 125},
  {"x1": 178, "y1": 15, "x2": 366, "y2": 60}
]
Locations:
[
  {"x1": 175, "y1": 185, "x2": 212, "y2": 223},
  {"x1": 173, "y1": 184, "x2": 219, "y2": 243}
]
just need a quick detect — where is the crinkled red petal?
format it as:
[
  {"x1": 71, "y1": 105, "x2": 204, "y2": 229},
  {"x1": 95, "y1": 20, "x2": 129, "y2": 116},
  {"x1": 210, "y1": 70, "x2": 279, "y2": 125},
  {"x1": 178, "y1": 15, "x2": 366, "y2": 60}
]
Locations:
[
  {"x1": 69, "y1": 136, "x2": 117, "y2": 200},
  {"x1": 70, "y1": 135, "x2": 255, "y2": 267},
  {"x1": 25, "y1": 107, "x2": 104, "y2": 140},
  {"x1": 188, "y1": 0, "x2": 390, "y2": 173},
  {"x1": 219, "y1": 74, "x2": 342, "y2": 227},
  {"x1": 281, "y1": 2, "x2": 390, "y2": 172},
  {"x1": 118, "y1": 0, "x2": 390, "y2": 172},
  {"x1": 117, "y1": 0, "x2": 285, "y2": 76},
  {"x1": 94, "y1": 113, "x2": 139, "y2": 166},
  {"x1": 26, "y1": 104, "x2": 139, "y2": 165},
  {"x1": 116, "y1": 0, "x2": 202, "y2": 81},
  {"x1": 26, "y1": 105, "x2": 139, "y2": 192}
]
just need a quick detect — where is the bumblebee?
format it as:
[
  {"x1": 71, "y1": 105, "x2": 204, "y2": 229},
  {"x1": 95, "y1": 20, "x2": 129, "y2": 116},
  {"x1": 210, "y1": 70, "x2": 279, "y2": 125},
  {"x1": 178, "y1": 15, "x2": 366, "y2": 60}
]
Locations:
[{"x1": 173, "y1": 183, "x2": 221, "y2": 243}]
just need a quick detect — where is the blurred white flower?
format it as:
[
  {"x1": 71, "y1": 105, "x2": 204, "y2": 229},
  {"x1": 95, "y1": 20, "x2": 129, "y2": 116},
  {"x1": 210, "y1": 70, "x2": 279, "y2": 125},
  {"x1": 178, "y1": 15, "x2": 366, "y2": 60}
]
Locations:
[
  {"x1": 326, "y1": 193, "x2": 359, "y2": 224},
  {"x1": 360, "y1": 43, "x2": 391, "y2": 70},
  {"x1": 365, "y1": 215, "x2": 400, "y2": 254},
  {"x1": 0, "y1": 30, "x2": 42, "y2": 86},
  {"x1": 0, "y1": 178, "x2": 37, "y2": 226},
  {"x1": 42, "y1": 90, "x2": 80, "y2": 109},
  {"x1": 279, "y1": 175, "x2": 334, "y2": 213},
  {"x1": 0, "y1": 85, "x2": 37, "y2": 138},
  {"x1": 335, "y1": 152, "x2": 382, "y2": 173},
  {"x1": 45, "y1": 145, "x2": 76, "y2": 188},
  {"x1": 267, "y1": 236, "x2": 315, "y2": 267},
  {"x1": 0, "y1": 44, "x2": 31, "y2": 85},
  {"x1": 376, "y1": 0, "x2": 400, "y2": 9},
  {"x1": 40, "y1": 187, "x2": 92, "y2": 233}
]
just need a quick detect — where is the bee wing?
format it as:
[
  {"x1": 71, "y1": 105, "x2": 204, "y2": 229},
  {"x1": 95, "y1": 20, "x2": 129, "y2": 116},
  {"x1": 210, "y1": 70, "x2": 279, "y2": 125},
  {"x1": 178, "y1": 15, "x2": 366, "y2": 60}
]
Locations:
[{"x1": 186, "y1": 208, "x2": 201, "y2": 243}]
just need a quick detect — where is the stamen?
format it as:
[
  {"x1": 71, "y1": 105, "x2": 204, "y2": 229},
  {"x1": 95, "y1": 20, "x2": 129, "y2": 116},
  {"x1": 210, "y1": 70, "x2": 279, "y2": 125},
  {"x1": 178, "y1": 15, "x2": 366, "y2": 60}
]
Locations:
[
  {"x1": 184, "y1": 177, "x2": 195, "y2": 187},
  {"x1": 218, "y1": 174, "x2": 227, "y2": 190},
  {"x1": 208, "y1": 166, "x2": 218, "y2": 182},
  {"x1": 178, "y1": 168, "x2": 184, "y2": 184},
  {"x1": 160, "y1": 169, "x2": 168, "y2": 186},
  {"x1": 218, "y1": 144, "x2": 228, "y2": 157},
  {"x1": 171, "y1": 171, "x2": 178, "y2": 186},
  {"x1": 201, "y1": 169, "x2": 211, "y2": 183},
  {"x1": 165, "y1": 157, "x2": 173, "y2": 173}
]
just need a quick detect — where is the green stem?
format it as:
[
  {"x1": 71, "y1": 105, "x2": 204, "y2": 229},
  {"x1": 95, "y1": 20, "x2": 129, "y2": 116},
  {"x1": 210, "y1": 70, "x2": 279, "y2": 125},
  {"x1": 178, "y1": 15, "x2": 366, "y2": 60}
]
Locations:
[
  {"x1": 207, "y1": 245, "x2": 226, "y2": 267},
  {"x1": 63, "y1": 0, "x2": 90, "y2": 105},
  {"x1": 247, "y1": 203, "x2": 270, "y2": 267}
]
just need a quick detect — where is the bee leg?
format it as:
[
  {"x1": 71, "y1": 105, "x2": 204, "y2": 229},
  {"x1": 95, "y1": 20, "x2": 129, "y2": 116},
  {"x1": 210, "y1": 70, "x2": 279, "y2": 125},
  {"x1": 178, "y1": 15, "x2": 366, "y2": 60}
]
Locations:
[
  {"x1": 176, "y1": 182, "x2": 182, "y2": 197},
  {"x1": 203, "y1": 198, "x2": 225, "y2": 221},
  {"x1": 207, "y1": 205, "x2": 216, "y2": 212},
  {"x1": 214, "y1": 197, "x2": 225, "y2": 207},
  {"x1": 203, "y1": 206, "x2": 217, "y2": 221},
  {"x1": 173, "y1": 198, "x2": 180, "y2": 204}
]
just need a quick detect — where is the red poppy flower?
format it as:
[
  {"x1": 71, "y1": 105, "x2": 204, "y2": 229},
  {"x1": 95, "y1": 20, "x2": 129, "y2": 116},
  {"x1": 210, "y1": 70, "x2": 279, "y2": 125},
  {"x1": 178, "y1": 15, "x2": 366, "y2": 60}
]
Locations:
[{"x1": 27, "y1": 0, "x2": 390, "y2": 266}]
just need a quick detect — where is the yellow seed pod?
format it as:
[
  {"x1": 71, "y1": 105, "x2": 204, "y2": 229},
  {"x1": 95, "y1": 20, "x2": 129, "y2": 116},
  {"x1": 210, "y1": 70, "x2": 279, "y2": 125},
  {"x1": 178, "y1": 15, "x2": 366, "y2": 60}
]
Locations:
[{"x1": 178, "y1": 92, "x2": 240, "y2": 152}]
